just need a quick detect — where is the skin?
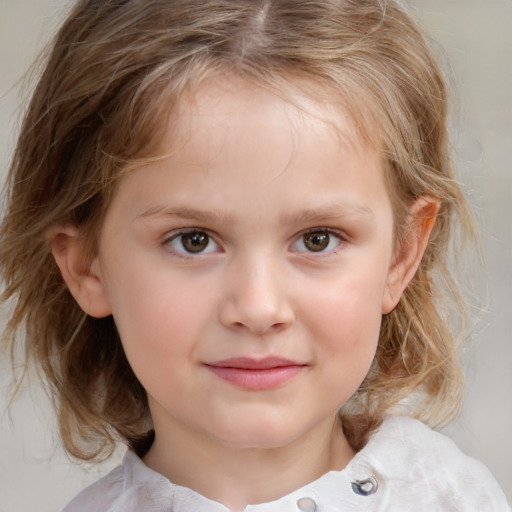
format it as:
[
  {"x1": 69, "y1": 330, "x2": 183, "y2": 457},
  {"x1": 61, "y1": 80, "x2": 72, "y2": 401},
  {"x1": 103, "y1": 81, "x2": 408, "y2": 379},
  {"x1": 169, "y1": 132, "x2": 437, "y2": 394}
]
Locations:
[{"x1": 51, "y1": 76, "x2": 436, "y2": 510}]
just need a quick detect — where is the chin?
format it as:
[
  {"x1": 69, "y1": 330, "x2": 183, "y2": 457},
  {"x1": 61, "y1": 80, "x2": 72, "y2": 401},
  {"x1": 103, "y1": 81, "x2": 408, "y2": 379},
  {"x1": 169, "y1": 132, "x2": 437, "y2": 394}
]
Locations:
[{"x1": 215, "y1": 418, "x2": 305, "y2": 451}]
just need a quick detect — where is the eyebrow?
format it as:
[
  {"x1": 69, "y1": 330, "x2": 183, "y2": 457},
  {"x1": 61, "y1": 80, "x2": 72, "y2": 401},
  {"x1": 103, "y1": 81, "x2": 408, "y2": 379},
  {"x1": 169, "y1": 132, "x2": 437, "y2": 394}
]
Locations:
[
  {"x1": 137, "y1": 206, "x2": 236, "y2": 225},
  {"x1": 137, "y1": 202, "x2": 374, "y2": 225},
  {"x1": 285, "y1": 203, "x2": 374, "y2": 224}
]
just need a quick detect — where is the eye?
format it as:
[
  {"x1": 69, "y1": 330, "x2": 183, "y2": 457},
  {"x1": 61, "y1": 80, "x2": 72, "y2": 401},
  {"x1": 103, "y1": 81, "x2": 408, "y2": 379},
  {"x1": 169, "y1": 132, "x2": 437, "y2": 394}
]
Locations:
[
  {"x1": 291, "y1": 229, "x2": 343, "y2": 253},
  {"x1": 167, "y1": 230, "x2": 220, "y2": 255}
]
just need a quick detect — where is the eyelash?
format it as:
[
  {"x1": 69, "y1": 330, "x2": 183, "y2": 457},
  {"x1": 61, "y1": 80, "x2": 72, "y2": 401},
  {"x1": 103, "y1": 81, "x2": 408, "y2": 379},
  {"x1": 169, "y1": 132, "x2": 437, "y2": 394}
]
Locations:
[
  {"x1": 164, "y1": 229, "x2": 221, "y2": 258},
  {"x1": 163, "y1": 227, "x2": 346, "y2": 258},
  {"x1": 290, "y1": 228, "x2": 345, "y2": 255}
]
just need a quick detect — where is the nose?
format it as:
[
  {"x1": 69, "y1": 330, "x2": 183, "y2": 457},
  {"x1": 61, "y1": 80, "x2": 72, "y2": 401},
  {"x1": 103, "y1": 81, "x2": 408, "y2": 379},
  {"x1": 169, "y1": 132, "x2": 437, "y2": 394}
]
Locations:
[{"x1": 218, "y1": 255, "x2": 295, "y2": 335}]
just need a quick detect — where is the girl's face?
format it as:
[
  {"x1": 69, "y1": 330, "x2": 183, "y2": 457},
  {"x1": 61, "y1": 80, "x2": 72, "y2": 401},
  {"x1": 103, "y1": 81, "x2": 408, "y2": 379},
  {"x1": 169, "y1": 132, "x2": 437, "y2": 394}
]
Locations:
[{"x1": 93, "y1": 77, "x2": 400, "y2": 451}]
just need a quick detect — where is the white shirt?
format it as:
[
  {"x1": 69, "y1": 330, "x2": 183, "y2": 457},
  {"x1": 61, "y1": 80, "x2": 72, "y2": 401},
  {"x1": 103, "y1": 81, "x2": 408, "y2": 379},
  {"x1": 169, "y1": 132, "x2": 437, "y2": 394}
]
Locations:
[{"x1": 62, "y1": 416, "x2": 509, "y2": 511}]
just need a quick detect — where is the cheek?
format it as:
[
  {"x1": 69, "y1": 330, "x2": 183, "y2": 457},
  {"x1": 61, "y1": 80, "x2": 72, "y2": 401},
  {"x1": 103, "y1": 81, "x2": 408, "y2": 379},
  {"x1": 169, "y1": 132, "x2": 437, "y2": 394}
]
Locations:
[
  {"x1": 103, "y1": 267, "x2": 213, "y2": 378},
  {"x1": 304, "y1": 271, "x2": 386, "y2": 374}
]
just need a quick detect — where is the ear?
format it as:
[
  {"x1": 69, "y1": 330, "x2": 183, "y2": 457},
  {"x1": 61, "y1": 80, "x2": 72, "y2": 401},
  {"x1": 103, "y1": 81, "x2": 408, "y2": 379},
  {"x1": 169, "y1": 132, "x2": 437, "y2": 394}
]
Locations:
[
  {"x1": 48, "y1": 224, "x2": 112, "y2": 318},
  {"x1": 382, "y1": 197, "x2": 439, "y2": 314}
]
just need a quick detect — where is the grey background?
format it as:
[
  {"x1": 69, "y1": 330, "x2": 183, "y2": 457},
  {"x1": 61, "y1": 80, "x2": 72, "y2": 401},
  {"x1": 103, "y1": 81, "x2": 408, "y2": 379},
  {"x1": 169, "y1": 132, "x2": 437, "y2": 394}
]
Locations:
[{"x1": 0, "y1": 1, "x2": 511, "y2": 510}]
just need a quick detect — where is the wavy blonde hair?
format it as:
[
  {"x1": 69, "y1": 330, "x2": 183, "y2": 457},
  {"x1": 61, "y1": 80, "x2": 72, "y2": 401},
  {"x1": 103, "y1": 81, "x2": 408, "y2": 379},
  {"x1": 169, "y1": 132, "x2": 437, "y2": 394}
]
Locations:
[{"x1": 1, "y1": 0, "x2": 474, "y2": 460}]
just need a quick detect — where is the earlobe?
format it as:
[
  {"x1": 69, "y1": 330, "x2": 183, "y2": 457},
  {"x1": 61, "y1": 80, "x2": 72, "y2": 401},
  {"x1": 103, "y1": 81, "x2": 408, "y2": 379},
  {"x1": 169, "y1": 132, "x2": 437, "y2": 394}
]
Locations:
[
  {"x1": 48, "y1": 224, "x2": 112, "y2": 318},
  {"x1": 382, "y1": 197, "x2": 439, "y2": 314}
]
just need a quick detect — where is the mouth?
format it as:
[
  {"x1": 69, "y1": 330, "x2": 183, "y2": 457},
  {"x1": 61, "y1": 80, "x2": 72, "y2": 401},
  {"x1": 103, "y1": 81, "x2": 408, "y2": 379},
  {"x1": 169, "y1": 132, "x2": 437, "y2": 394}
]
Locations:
[{"x1": 204, "y1": 357, "x2": 307, "y2": 390}]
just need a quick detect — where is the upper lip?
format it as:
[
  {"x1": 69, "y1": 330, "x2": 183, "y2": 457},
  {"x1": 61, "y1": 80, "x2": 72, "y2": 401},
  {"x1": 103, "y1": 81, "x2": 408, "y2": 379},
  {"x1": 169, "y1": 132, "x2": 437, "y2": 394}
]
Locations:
[{"x1": 204, "y1": 357, "x2": 306, "y2": 370}]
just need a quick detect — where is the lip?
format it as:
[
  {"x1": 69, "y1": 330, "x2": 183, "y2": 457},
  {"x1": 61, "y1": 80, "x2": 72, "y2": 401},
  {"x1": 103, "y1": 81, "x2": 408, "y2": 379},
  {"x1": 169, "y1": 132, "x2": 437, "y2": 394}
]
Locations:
[{"x1": 204, "y1": 357, "x2": 307, "y2": 390}]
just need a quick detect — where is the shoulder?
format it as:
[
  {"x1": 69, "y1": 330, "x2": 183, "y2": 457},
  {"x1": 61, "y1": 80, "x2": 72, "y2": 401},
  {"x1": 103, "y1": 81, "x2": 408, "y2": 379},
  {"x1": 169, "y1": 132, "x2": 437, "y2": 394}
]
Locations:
[
  {"x1": 61, "y1": 463, "x2": 124, "y2": 512},
  {"x1": 357, "y1": 415, "x2": 510, "y2": 511},
  {"x1": 61, "y1": 451, "x2": 173, "y2": 512}
]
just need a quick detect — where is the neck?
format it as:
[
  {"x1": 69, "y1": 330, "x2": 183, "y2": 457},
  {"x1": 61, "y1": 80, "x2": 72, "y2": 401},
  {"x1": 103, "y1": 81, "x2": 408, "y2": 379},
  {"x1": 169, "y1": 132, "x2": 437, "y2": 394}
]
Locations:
[{"x1": 143, "y1": 414, "x2": 355, "y2": 511}]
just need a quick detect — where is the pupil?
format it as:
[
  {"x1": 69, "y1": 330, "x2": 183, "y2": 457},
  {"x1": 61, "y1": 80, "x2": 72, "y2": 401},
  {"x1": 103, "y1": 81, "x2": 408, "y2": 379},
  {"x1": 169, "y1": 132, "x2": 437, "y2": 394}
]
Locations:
[
  {"x1": 304, "y1": 232, "x2": 329, "y2": 251},
  {"x1": 182, "y1": 232, "x2": 209, "y2": 253}
]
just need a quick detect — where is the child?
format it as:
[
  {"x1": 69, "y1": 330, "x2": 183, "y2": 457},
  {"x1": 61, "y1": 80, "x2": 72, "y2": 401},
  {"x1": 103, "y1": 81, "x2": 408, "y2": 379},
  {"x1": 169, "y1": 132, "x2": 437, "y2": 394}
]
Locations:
[{"x1": 1, "y1": 0, "x2": 509, "y2": 510}]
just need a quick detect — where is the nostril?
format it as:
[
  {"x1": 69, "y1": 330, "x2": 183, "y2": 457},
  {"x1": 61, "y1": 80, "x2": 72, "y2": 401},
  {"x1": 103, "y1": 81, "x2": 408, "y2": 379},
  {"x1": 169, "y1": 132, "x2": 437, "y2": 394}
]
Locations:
[{"x1": 230, "y1": 320, "x2": 287, "y2": 335}]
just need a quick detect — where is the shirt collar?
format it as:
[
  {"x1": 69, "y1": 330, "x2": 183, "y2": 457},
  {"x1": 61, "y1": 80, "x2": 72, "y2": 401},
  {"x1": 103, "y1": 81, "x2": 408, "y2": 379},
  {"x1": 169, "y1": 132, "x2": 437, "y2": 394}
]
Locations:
[{"x1": 120, "y1": 428, "x2": 384, "y2": 512}]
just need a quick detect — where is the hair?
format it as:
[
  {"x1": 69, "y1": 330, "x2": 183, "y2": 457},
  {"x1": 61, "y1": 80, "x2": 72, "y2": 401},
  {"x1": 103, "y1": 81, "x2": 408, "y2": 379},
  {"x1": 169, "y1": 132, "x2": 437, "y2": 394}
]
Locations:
[{"x1": 0, "y1": 0, "x2": 475, "y2": 460}]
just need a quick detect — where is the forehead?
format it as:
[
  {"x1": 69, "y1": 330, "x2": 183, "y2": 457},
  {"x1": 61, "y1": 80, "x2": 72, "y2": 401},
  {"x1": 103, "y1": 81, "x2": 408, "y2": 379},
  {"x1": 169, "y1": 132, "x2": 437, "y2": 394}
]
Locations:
[{"x1": 154, "y1": 74, "x2": 380, "y2": 166}]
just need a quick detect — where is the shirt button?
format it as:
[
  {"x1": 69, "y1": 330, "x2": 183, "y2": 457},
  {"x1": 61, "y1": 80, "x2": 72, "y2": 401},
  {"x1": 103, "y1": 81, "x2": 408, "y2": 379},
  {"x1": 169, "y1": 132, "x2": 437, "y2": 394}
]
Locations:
[
  {"x1": 351, "y1": 476, "x2": 378, "y2": 496},
  {"x1": 296, "y1": 497, "x2": 317, "y2": 512}
]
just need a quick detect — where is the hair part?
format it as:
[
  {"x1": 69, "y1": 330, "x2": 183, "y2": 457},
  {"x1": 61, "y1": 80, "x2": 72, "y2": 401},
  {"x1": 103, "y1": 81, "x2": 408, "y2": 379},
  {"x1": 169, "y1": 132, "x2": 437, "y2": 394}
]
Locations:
[{"x1": 1, "y1": 0, "x2": 475, "y2": 460}]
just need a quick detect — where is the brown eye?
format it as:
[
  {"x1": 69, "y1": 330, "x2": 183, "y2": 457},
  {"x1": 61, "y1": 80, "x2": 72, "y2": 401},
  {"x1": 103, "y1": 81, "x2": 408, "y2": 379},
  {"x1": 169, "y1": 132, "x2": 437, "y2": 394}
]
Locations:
[
  {"x1": 302, "y1": 231, "x2": 330, "y2": 252},
  {"x1": 181, "y1": 231, "x2": 209, "y2": 253},
  {"x1": 168, "y1": 230, "x2": 219, "y2": 255},
  {"x1": 291, "y1": 229, "x2": 343, "y2": 254}
]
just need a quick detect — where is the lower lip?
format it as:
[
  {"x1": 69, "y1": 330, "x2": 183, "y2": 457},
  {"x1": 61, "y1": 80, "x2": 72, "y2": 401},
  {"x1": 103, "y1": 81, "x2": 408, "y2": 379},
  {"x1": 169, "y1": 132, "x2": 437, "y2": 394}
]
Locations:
[{"x1": 205, "y1": 365, "x2": 304, "y2": 390}]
